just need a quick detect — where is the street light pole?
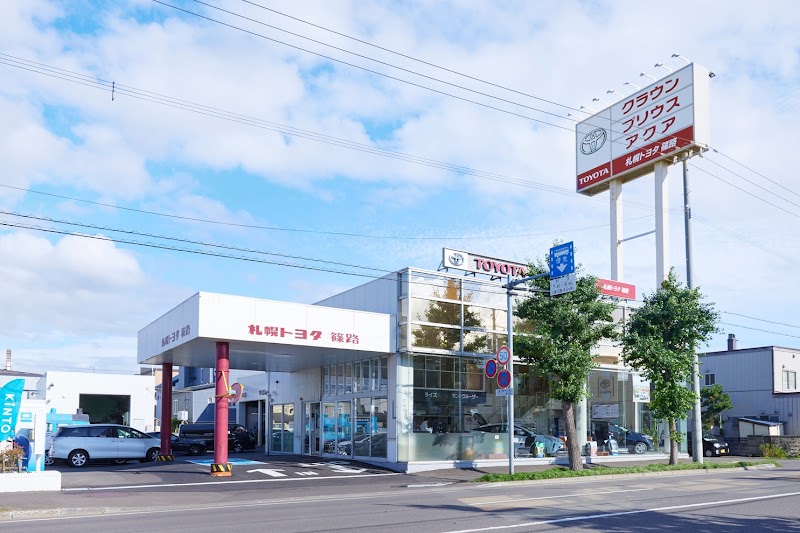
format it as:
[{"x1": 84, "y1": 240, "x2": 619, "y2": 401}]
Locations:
[{"x1": 684, "y1": 158, "x2": 703, "y2": 464}]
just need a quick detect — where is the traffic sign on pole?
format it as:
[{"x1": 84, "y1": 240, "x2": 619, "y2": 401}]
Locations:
[
  {"x1": 496, "y1": 345, "x2": 511, "y2": 365},
  {"x1": 549, "y1": 242, "x2": 575, "y2": 279},
  {"x1": 485, "y1": 359, "x2": 498, "y2": 379},
  {"x1": 550, "y1": 272, "x2": 577, "y2": 295},
  {"x1": 497, "y1": 369, "x2": 511, "y2": 389}
]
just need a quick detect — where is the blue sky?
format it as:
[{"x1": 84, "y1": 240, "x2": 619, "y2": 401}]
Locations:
[{"x1": 1, "y1": 0, "x2": 799, "y2": 374}]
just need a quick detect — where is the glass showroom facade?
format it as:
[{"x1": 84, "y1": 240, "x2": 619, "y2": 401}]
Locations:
[{"x1": 393, "y1": 267, "x2": 683, "y2": 463}]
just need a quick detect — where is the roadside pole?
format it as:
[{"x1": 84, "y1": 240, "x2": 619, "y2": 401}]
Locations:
[
  {"x1": 506, "y1": 274, "x2": 515, "y2": 475},
  {"x1": 684, "y1": 158, "x2": 703, "y2": 464}
]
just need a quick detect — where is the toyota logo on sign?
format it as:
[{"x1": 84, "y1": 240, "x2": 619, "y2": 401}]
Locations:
[
  {"x1": 581, "y1": 128, "x2": 607, "y2": 155},
  {"x1": 448, "y1": 252, "x2": 464, "y2": 266}
]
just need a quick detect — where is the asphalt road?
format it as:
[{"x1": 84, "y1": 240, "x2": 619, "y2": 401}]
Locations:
[{"x1": 2, "y1": 458, "x2": 800, "y2": 532}]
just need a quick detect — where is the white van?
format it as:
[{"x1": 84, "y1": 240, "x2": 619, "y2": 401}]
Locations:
[{"x1": 50, "y1": 424, "x2": 161, "y2": 467}]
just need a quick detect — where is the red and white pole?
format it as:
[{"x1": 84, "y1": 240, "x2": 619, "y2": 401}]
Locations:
[
  {"x1": 212, "y1": 342, "x2": 231, "y2": 476},
  {"x1": 159, "y1": 362, "x2": 173, "y2": 459}
]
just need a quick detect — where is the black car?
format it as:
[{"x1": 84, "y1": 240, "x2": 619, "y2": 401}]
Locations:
[
  {"x1": 688, "y1": 432, "x2": 730, "y2": 457},
  {"x1": 178, "y1": 423, "x2": 257, "y2": 452},
  {"x1": 146, "y1": 432, "x2": 206, "y2": 456},
  {"x1": 594, "y1": 422, "x2": 654, "y2": 454}
]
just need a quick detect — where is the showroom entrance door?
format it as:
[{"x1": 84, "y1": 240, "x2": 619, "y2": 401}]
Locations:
[{"x1": 303, "y1": 402, "x2": 321, "y2": 456}]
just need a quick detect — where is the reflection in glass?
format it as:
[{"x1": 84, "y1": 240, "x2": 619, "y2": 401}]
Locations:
[
  {"x1": 466, "y1": 306, "x2": 507, "y2": 332},
  {"x1": 410, "y1": 298, "x2": 461, "y2": 325},
  {"x1": 411, "y1": 324, "x2": 461, "y2": 351},
  {"x1": 410, "y1": 272, "x2": 460, "y2": 300}
]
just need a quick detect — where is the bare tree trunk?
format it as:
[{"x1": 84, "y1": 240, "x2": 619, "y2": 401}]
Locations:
[
  {"x1": 563, "y1": 401, "x2": 582, "y2": 471},
  {"x1": 669, "y1": 418, "x2": 678, "y2": 465}
]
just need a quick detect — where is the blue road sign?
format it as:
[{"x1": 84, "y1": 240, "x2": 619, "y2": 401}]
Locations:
[
  {"x1": 497, "y1": 369, "x2": 512, "y2": 389},
  {"x1": 549, "y1": 242, "x2": 575, "y2": 279}
]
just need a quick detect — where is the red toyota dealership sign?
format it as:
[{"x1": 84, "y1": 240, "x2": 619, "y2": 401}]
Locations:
[{"x1": 596, "y1": 279, "x2": 636, "y2": 300}]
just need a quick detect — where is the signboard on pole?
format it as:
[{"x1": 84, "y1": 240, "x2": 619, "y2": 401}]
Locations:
[
  {"x1": 596, "y1": 278, "x2": 636, "y2": 299},
  {"x1": 497, "y1": 369, "x2": 511, "y2": 389},
  {"x1": 496, "y1": 345, "x2": 511, "y2": 365},
  {"x1": 485, "y1": 359, "x2": 498, "y2": 379},
  {"x1": 550, "y1": 273, "x2": 577, "y2": 296},
  {"x1": 575, "y1": 62, "x2": 711, "y2": 196},
  {"x1": 549, "y1": 242, "x2": 575, "y2": 279},
  {"x1": 496, "y1": 388, "x2": 514, "y2": 397}
]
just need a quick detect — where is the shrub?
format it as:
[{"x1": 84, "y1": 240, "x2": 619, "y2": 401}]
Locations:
[
  {"x1": 0, "y1": 444, "x2": 26, "y2": 473},
  {"x1": 759, "y1": 443, "x2": 787, "y2": 459}
]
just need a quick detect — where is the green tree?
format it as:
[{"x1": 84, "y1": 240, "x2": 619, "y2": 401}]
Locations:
[
  {"x1": 621, "y1": 269, "x2": 719, "y2": 464},
  {"x1": 514, "y1": 260, "x2": 618, "y2": 471},
  {"x1": 701, "y1": 384, "x2": 733, "y2": 432}
]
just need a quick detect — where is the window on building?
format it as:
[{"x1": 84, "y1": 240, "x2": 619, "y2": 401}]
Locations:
[
  {"x1": 704, "y1": 373, "x2": 716, "y2": 387},
  {"x1": 783, "y1": 370, "x2": 797, "y2": 391}
]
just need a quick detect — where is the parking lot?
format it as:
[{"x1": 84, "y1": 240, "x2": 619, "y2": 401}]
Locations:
[{"x1": 49, "y1": 453, "x2": 400, "y2": 491}]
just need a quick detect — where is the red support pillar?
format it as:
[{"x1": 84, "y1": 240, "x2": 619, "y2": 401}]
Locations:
[
  {"x1": 159, "y1": 362, "x2": 173, "y2": 460},
  {"x1": 212, "y1": 342, "x2": 231, "y2": 476}
]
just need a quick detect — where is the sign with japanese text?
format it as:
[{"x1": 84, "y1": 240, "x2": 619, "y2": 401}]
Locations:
[
  {"x1": 596, "y1": 278, "x2": 636, "y2": 300},
  {"x1": 442, "y1": 248, "x2": 527, "y2": 278},
  {"x1": 550, "y1": 272, "x2": 576, "y2": 296},
  {"x1": 549, "y1": 242, "x2": 575, "y2": 279},
  {"x1": 576, "y1": 63, "x2": 711, "y2": 196},
  {"x1": 591, "y1": 403, "x2": 620, "y2": 419}
]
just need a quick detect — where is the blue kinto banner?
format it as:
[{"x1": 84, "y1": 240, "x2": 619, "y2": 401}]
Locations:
[{"x1": 0, "y1": 378, "x2": 25, "y2": 441}]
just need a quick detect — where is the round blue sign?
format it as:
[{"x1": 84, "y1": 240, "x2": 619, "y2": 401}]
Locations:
[
  {"x1": 485, "y1": 359, "x2": 498, "y2": 379},
  {"x1": 497, "y1": 369, "x2": 511, "y2": 389}
]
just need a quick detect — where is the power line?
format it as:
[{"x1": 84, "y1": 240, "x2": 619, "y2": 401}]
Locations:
[
  {"x1": 689, "y1": 162, "x2": 800, "y2": 220},
  {"x1": 702, "y1": 156, "x2": 800, "y2": 210},
  {"x1": 710, "y1": 148, "x2": 800, "y2": 200},
  {"x1": 722, "y1": 312, "x2": 800, "y2": 330},
  {"x1": 159, "y1": 1, "x2": 699, "y2": 151},
  {"x1": 718, "y1": 322, "x2": 800, "y2": 341},
  {"x1": 237, "y1": 0, "x2": 586, "y2": 116}
]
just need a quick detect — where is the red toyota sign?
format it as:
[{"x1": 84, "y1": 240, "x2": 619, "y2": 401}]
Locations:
[{"x1": 596, "y1": 279, "x2": 636, "y2": 300}]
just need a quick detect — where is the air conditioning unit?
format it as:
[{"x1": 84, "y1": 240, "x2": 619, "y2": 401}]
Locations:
[{"x1": 176, "y1": 410, "x2": 189, "y2": 421}]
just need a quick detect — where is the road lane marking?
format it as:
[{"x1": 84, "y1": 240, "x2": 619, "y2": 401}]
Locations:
[
  {"x1": 447, "y1": 490, "x2": 800, "y2": 532},
  {"x1": 467, "y1": 487, "x2": 650, "y2": 506},
  {"x1": 62, "y1": 472, "x2": 402, "y2": 491}
]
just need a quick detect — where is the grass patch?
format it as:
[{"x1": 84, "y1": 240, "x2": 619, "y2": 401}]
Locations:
[{"x1": 473, "y1": 460, "x2": 780, "y2": 482}]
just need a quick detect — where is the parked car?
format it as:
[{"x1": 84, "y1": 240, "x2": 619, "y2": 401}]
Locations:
[
  {"x1": 50, "y1": 424, "x2": 160, "y2": 468},
  {"x1": 594, "y1": 422, "x2": 654, "y2": 454},
  {"x1": 178, "y1": 423, "x2": 256, "y2": 452},
  {"x1": 472, "y1": 423, "x2": 564, "y2": 457},
  {"x1": 146, "y1": 432, "x2": 206, "y2": 456},
  {"x1": 688, "y1": 432, "x2": 730, "y2": 457}
]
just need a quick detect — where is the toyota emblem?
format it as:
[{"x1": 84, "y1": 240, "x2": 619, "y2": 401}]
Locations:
[
  {"x1": 449, "y1": 252, "x2": 464, "y2": 266},
  {"x1": 581, "y1": 128, "x2": 607, "y2": 155}
]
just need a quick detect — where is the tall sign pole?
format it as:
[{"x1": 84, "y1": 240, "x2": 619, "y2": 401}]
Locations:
[
  {"x1": 684, "y1": 158, "x2": 703, "y2": 463},
  {"x1": 506, "y1": 274, "x2": 515, "y2": 475}
]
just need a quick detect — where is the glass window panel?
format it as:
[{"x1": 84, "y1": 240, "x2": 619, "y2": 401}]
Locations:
[
  {"x1": 323, "y1": 366, "x2": 330, "y2": 396},
  {"x1": 354, "y1": 398, "x2": 372, "y2": 456},
  {"x1": 372, "y1": 398, "x2": 388, "y2": 458},
  {"x1": 463, "y1": 331, "x2": 504, "y2": 355},
  {"x1": 463, "y1": 279, "x2": 506, "y2": 308},
  {"x1": 399, "y1": 298, "x2": 409, "y2": 323},
  {"x1": 441, "y1": 357, "x2": 455, "y2": 372},
  {"x1": 409, "y1": 271, "x2": 461, "y2": 300},
  {"x1": 344, "y1": 362, "x2": 353, "y2": 394},
  {"x1": 410, "y1": 298, "x2": 461, "y2": 326},
  {"x1": 399, "y1": 323, "x2": 408, "y2": 351},
  {"x1": 465, "y1": 306, "x2": 507, "y2": 332},
  {"x1": 441, "y1": 371, "x2": 455, "y2": 389},
  {"x1": 370, "y1": 358, "x2": 379, "y2": 391},
  {"x1": 411, "y1": 324, "x2": 460, "y2": 351},
  {"x1": 380, "y1": 356, "x2": 388, "y2": 390},
  {"x1": 337, "y1": 364, "x2": 345, "y2": 395},
  {"x1": 271, "y1": 405, "x2": 283, "y2": 452},
  {"x1": 399, "y1": 270, "x2": 409, "y2": 298},
  {"x1": 337, "y1": 400, "x2": 352, "y2": 455}
]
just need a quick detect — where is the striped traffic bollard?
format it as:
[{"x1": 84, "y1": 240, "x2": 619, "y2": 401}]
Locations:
[{"x1": 211, "y1": 462, "x2": 232, "y2": 476}]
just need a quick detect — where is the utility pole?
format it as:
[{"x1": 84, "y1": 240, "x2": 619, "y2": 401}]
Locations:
[{"x1": 684, "y1": 157, "x2": 703, "y2": 464}]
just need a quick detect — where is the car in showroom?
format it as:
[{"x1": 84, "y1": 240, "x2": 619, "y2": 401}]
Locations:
[
  {"x1": 472, "y1": 423, "x2": 564, "y2": 457},
  {"x1": 147, "y1": 432, "x2": 206, "y2": 456},
  {"x1": 688, "y1": 432, "x2": 730, "y2": 457},
  {"x1": 593, "y1": 421, "x2": 654, "y2": 454},
  {"x1": 50, "y1": 424, "x2": 161, "y2": 467},
  {"x1": 178, "y1": 423, "x2": 256, "y2": 452}
]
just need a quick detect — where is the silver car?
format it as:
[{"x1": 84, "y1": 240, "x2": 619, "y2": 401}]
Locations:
[{"x1": 50, "y1": 424, "x2": 161, "y2": 467}]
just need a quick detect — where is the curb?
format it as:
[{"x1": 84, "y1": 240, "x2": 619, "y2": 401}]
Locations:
[{"x1": 475, "y1": 463, "x2": 777, "y2": 488}]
